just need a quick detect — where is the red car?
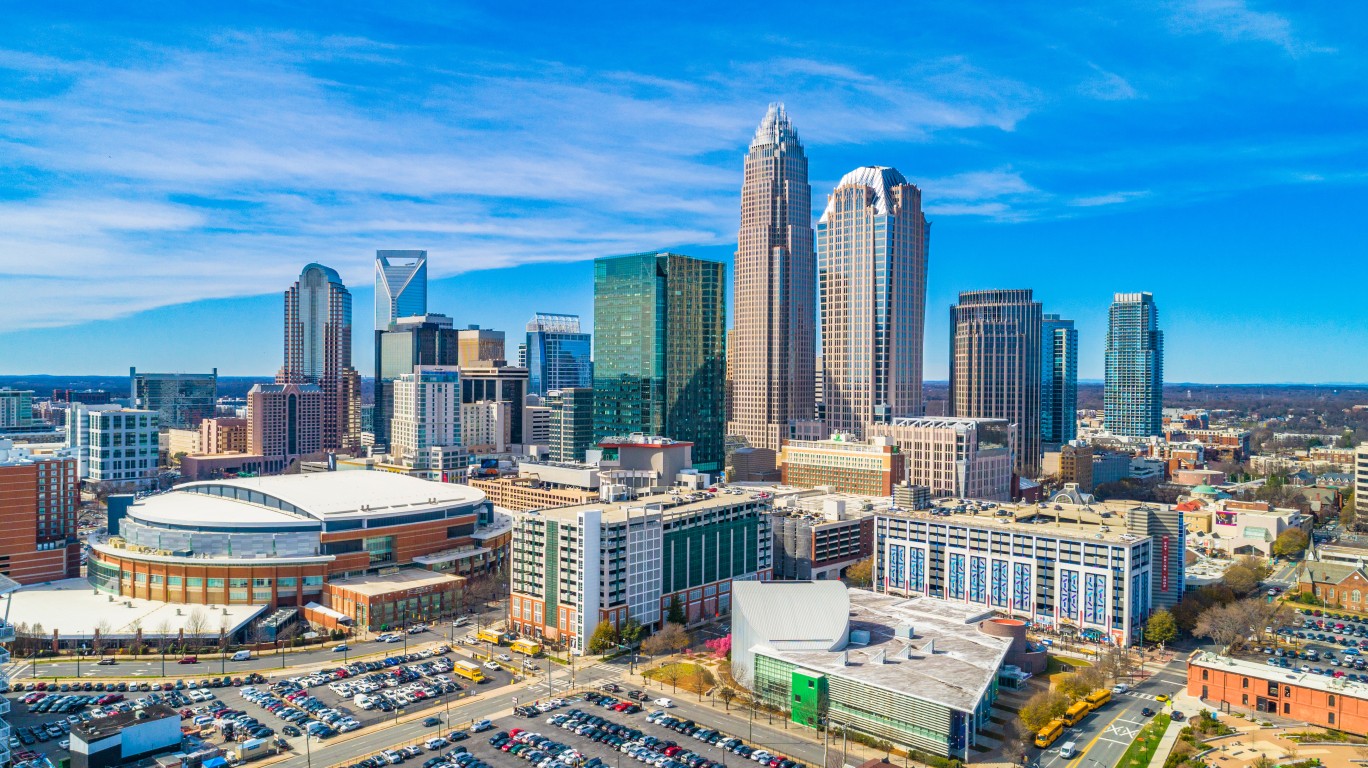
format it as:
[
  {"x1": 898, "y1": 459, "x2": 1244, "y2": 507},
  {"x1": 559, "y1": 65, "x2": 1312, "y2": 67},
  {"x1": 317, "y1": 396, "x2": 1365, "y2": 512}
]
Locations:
[{"x1": 177, "y1": 655, "x2": 198, "y2": 664}]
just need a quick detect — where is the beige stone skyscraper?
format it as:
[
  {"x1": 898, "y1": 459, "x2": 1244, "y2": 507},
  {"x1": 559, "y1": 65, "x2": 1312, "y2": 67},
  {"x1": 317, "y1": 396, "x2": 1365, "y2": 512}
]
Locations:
[
  {"x1": 949, "y1": 289, "x2": 1042, "y2": 480},
  {"x1": 728, "y1": 103, "x2": 815, "y2": 463},
  {"x1": 817, "y1": 166, "x2": 928, "y2": 437},
  {"x1": 278, "y1": 263, "x2": 361, "y2": 453}
]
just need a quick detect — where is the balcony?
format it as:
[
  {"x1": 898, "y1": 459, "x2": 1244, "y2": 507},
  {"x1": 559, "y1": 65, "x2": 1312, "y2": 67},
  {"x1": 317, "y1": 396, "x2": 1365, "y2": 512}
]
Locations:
[
  {"x1": 0, "y1": 620, "x2": 14, "y2": 643},
  {"x1": 0, "y1": 696, "x2": 9, "y2": 716}
]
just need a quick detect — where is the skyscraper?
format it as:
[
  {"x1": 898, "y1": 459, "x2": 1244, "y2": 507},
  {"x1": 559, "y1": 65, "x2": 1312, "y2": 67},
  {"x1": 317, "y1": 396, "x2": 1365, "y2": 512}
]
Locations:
[
  {"x1": 949, "y1": 289, "x2": 1042, "y2": 479},
  {"x1": 547, "y1": 388, "x2": 594, "y2": 463},
  {"x1": 374, "y1": 250, "x2": 428, "y2": 338},
  {"x1": 457, "y1": 326, "x2": 506, "y2": 367},
  {"x1": 593, "y1": 252, "x2": 726, "y2": 472},
  {"x1": 817, "y1": 166, "x2": 929, "y2": 437},
  {"x1": 129, "y1": 368, "x2": 218, "y2": 429},
  {"x1": 248, "y1": 383, "x2": 323, "y2": 473},
  {"x1": 525, "y1": 313, "x2": 593, "y2": 396},
  {"x1": 1040, "y1": 314, "x2": 1079, "y2": 446},
  {"x1": 373, "y1": 314, "x2": 460, "y2": 450},
  {"x1": 279, "y1": 263, "x2": 361, "y2": 453},
  {"x1": 728, "y1": 103, "x2": 815, "y2": 464},
  {"x1": 390, "y1": 366, "x2": 462, "y2": 470},
  {"x1": 1105, "y1": 292, "x2": 1164, "y2": 437}
]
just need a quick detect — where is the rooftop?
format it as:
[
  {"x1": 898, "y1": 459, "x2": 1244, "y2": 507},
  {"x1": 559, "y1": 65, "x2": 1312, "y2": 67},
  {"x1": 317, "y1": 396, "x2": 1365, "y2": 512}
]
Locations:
[
  {"x1": 881, "y1": 497, "x2": 1167, "y2": 545},
  {"x1": 8, "y1": 578, "x2": 267, "y2": 638},
  {"x1": 523, "y1": 489, "x2": 764, "y2": 525},
  {"x1": 326, "y1": 568, "x2": 464, "y2": 597},
  {"x1": 72, "y1": 703, "x2": 179, "y2": 742},
  {"x1": 178, "y1": 472, "x2": 485, "y2": 521},
  {"x1": 1190, "y1": 651, "x2": 1368, "y2": 700}
]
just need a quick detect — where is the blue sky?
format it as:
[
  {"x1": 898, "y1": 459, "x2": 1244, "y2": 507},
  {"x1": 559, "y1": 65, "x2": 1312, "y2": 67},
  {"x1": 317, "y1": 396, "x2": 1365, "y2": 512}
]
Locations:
[{"x1": 1, "y1": 2, "x2": 1365, "y2": 382}]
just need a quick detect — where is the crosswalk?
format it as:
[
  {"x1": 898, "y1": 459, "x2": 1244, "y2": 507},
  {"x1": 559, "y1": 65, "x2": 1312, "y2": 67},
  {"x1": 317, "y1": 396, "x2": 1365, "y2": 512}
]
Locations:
[{"x1": 1124, "y1": 691, "x2": 1162, "y2": 701}]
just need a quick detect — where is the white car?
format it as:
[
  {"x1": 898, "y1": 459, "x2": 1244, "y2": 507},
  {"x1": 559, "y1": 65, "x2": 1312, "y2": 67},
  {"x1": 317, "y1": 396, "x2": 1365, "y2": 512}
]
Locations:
[
  {"x1": 497, "y1": 654, "x2": 512, "y2": 662},
  {"x1": 654, "y1": 698, "x2": 674, "y2": 708},
  {"x1": 1112, "y1": 684, "x2": 1129, "y2": 693},
  {"x1": 484, "y1": 661, "x2": 501, "y2": 670},
  {"x1": 424, "y1": 738, "x2": 448, "y2": 750}
]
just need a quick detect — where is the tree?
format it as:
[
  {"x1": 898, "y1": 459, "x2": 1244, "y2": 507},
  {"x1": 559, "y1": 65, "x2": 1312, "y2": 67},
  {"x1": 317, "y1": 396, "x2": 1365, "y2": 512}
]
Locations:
[
  {"x1": 659, "y1": 665, "x2": 683, "y2": 693},
  {"x1": 185, "y1": 608, "x2": 210, "y2": 649},
  {"x1": 718, "y1": 688, "x2": 736, "y2": 711},
  {"x1": 1018, "y1": 689, "x2": 1069, "y2": 733},
  {"x1": 620, "y1": 619, "x2": 646, "y2": 647},
  {"x1": 643, "y1": 622, "x2": 690, "y2": 656},
  {"x1": 1251, "y1": 756, "x2": 1275, "y2": 768},
  {"x1": 1145, "y1": 608, "x2": 1179, "y2": 646},
  {"x1": 587, "y1": 621, "x2": 620, "y2": 654},
  {"x1": 1272, "y1": 529, "x2": 1310, "y2": 558},
  {"x1": 845, "y1": 557, "x2": 873, "y2": 588},
  {"x1": 1223, "y1": 564, "x2": 1260, "y2": 596},
  {"x1": 667, "y1": 596, "x2": 686, "y2": 625}
]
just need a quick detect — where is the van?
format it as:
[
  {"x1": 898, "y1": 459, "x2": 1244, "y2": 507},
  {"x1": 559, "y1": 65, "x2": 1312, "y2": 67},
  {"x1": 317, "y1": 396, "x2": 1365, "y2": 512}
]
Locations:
[
  {"x1": 453, "y1": 617, "x2": 471, "y2": 628},
  {"x1": 1059, "y1": 742, "x2": 1078, "y2": 759},
  {"x1": 232, "y1": 650, "x2": 253, "y2": 661}
]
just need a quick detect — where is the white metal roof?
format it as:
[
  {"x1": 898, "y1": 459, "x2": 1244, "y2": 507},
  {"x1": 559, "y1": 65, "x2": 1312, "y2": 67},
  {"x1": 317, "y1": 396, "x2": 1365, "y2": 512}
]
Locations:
[
  {"x1": 129, "y1": 493, "x2": 313, "y2": 529},
  {"x1": 820, "y1": 166, "x2": 909, "y2": 222},
  {"x1": 178, "y1": 471, "x2": 485, "y2": 521},
  {"x1": 8, "y1": 579, "x2": 266, "y2": 638}
]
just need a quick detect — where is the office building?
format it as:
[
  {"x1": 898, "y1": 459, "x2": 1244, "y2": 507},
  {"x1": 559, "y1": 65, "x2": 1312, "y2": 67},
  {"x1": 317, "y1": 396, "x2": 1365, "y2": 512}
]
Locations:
[
  {"x1": 731, "y1": 582, "x2": 1015, "y2": 759},
  {"x1": 527, "y1": 402, "x2": 552, "y2": 447},
  {"x1": 593, "y1": 252, "x2": 726, "y2": 472},
  {"x1": 816, "y1": 166, "x2": 928, "y2": 437},
  {"x1": 66, "y1": 405, "x2": 160, "y2": 489},
  {"x1": 873, "y1": 499, "x2": 1181, "y2": 645},
  {"x1": 374, "y1": 250, "x2": 428, "y2": 340},
  {"x1": 508, "y1": 491, "x2": 772, "y2": 653},
  {"x1": 278, "y1": 263, "x2": 362, "y2": 453},
  {"x1": 374, "y1": 313, "x2": 459, "y2": 450},
  {"x1": 867, "y1": 417, "x2": 1015, "y2": 502},
  {"x1": 1188, "y1": 651, "x2": 1368, "y2": 734},
  {"x1": 548, "y1": 388, "x2": 595, "y2": 463},
  {"x1": 526, "y1": 313, "x2": 593, "y2": 396},
  {"x1": 0, "y1": 389, "x2": 35, "y2": 431},
  {"x1": 247, "y1": 383, "x2": 323, "y2": 474},
  {"x1": 1104, "y1": 292, "x2": 1164, "y2": 437},
  {"x1": 200, "y1": 417, "x2": 248, "y2": 454},
  {"x1": 729, "y1": 103, "x2": 816, "y2": 465},
  {"x1": 778, "y1": 435, "x2": 904, "y2": 497},
  {"x1": 129, "y1": 368, "x2": 218, "y2": 429},
  {"x1": 460, "y1": 361, "x2": 530, "y2": 447},
  {"x1": 390, "y1": 366, "x2": 462, "y2": 475},
  {"x1": 0, "y1": 441, "x2": 81, "y2": 583},
  {"x1": 949, "y1": 289, "x2": 1042, "y2": 479},
  {"x1": 458, "y1": 325, "x2": 506, "y2": 367},
  {"x1": 51, "y1": 389, "x2": 112, "y2": 405},
  {"x1": 1040, "y1": 314, "x2": 1078, "y2": 446}
]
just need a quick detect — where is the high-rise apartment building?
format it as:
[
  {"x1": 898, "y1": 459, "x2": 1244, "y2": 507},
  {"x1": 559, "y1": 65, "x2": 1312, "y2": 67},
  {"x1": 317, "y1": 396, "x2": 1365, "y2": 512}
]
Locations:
[
  {"x1": 0, "y1": 389, "x2": 35, "y2": 431},
  {"x1": 279, "y1": 263, "x2": 362, "y2": 453},
  {"x1": 390, "y1": 366, "x2": 462, "y2": 473},
  {"x1": 460, "y1": 362, "x2": 530, "y2": 447},
  {"x1": 1040, "y1": 314, "x2": 1078, "y2": 447},
  {"x1": 593, "y1": 252, "x2": 726, "y2": 473},
  {"x1": 66, "y1": 405, "x2": 160, "y2": 488},
  {"x1": 525, "y1": 313, "x2": 592, "y2": 396},
  {"x1": 1105, "y1": 292, "x2": 1164, "y2": 437},
  {"x1": 457, "y1": 326, "x2": 506, "y2": 367},
  {"x1": 129, "y1": 368, "x2": 218, "y2": 429},
  {"x1": 867, "y1": 417, "x2": 1015, "y2": 502},
  {"x1": 247, "y1": 383, "x2": 323, "y2": 473},
  {"x1": 817, "y1": 166, "x2": 928, "y2": 437},
  {"x1": 949, "y1": 290, "x2": 1042, "y2": 479},
  {"x1": 548, "y1": 388, "x2": 594, "y2": 463},
  {"x1": 0, "y1": 441, "x2": 81, "y2": 583},
  {"x1": 374, "y1": 314, "x2": 459, "y2": 450},
  {"x1": 199, "y1": 417, "x2": 248, "y2": 454},
  {"x1": 728, "y1": 103, "x2": 815, "y2": 464}
]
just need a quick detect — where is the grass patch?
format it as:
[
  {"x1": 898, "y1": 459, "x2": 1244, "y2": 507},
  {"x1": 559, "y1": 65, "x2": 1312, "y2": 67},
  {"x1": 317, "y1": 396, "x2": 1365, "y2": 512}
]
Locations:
[
  {"x1": 1116, "y1": 713, "x2": 1170, "y2": 768},
  {"x1": 1286, "y1": 729, "x2": 1368, "y2": 744},
  {"x1": 644, "y1": 662, "x2": 715, "y2": 695},
  {"x1": 1047, "y1": 656, "x2": 1093, "y2": 674}
]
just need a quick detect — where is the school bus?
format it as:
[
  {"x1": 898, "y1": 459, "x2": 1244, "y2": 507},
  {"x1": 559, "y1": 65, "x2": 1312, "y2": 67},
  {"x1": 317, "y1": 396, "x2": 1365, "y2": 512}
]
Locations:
[
  {"x1": 510, "y1": 639, "x2": 542, "y2": 656},
  {"x1": 476, "y1": 628, "x2": 506, "y2": 645},
  {"x1": 1033, "y1": 718, "x2": 1066, "y2": 748},
  {"x1": 1084, "y1": 689, "x2": 1112, "y2": 710},
  {"x1": 1061, "y1": 700, "x2": 1092, "y2": 727},
  {"x1": 452, "y1": 660, "x2": 486, "y2": 682}
]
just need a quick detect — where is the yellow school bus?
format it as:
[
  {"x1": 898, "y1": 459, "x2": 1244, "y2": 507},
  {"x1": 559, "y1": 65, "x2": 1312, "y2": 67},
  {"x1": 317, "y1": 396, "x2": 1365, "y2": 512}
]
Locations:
[
  {"x1": 1061, "y1": 700, "x2": 1092, "y2": 726},
  {"x1": 510, "y1": 639, "x2": 542, "y2": 656},
  {"x1": 476, "y1": 628, "x2": 506, "y2": 645},
  {"x1": 1084, "y1": 689, "x2": 1112, "y2": 710},
  {"x1": 1034, "y1": 718, "x2": 1066, "y2": 748}
]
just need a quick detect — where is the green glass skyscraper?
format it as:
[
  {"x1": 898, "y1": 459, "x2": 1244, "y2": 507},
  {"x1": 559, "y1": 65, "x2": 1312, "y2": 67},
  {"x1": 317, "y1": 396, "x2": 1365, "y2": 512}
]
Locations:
[
  {"x1": 1105, "y1": 292, "x2": 1164, "y2": 437},
  {"x1": 593, "y1": 252, "x2": 726, "y2": 472}
]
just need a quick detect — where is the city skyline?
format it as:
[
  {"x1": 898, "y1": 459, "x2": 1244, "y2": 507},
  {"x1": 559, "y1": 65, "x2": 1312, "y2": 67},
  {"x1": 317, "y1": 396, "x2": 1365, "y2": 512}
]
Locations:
[{"x1": 2, "y1": 4, "x2": 1366, "y2": 383}]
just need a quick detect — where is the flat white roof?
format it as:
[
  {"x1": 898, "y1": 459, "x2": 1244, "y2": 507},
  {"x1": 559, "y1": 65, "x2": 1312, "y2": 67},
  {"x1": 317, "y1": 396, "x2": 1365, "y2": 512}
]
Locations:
[
  {"x1": 129, "y1": 493, "x2": 313, "y2": 529},
  {"x1": 1191, "y1": 650, "x2": 1368, "y2": 698},
  {"x1": 327, "y1": 569, "x2": 464, "y2": 597},
  {"x1": 174, "y1": 471, "x2": 486, "y2": 522},
  {"x1": 8, "y1": 579, "x2": 267, "y2": 638}
]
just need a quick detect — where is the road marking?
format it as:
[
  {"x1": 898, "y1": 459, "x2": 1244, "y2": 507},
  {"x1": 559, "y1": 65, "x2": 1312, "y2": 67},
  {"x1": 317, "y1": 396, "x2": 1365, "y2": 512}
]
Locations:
[{"x1": 1062, "y1": 706, "x2": 1132, "y2": 768}]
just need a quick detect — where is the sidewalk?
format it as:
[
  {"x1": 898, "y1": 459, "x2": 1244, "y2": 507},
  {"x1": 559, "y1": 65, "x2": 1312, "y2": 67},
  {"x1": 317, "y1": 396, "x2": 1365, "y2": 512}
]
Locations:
[{"x1": 1147, "y1": 717, "x2": 1183, "y2": 768}]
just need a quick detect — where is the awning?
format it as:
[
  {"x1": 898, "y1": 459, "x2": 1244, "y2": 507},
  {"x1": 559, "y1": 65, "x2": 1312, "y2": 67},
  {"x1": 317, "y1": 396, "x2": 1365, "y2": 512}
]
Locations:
[{"x1": 413, "y1": 547, "x2": 491, "y2": 565}]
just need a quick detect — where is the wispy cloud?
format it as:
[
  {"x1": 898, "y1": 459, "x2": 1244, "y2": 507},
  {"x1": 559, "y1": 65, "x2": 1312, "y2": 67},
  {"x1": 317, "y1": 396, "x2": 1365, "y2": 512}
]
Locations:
[
  {"x1": 1169, "y1": 0, "x2": 1334, "y2": 56},
  {"x1": 1078, "y1": 63, "x2": 1139, "y2": 101}
]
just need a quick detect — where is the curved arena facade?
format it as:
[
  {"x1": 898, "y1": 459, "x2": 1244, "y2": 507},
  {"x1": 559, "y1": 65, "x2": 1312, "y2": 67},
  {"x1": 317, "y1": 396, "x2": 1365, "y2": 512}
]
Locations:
[{"x1": 89, "y1": 472, "x2": 498, "y2": 606}]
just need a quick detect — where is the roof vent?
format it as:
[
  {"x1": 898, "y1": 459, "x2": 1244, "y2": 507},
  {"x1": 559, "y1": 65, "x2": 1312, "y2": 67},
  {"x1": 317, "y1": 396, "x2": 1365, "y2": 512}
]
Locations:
[{"x1": 924, "y1": 639, "x2": 936, "y2": 655}]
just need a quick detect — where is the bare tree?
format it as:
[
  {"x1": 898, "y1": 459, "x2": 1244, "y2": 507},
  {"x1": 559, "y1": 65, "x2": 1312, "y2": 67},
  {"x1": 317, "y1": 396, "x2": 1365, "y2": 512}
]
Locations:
[
  {"x1": 718, "y1": 688, "x2": 736, "y2": 711},
  {"x1": 643, "y1": 623, "x2": 690, "y2": 656},
  {"x1": 184, "y1": 608, "x2": 210, "y2": 649},
  {"x1": 155, "y1": 618, "x2": 174, "y2": 654},
  {"x1": 92, "y1": 619, "x2": 113, "y2": 658},
  {"x1": 660, "y1": 665, "x2": 683, "y2": 693}
]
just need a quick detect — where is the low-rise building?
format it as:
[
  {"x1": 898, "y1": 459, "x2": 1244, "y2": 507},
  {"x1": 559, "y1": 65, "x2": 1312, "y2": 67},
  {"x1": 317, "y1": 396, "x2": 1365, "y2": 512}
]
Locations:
[
  {"x1": 1298, "y1": 562, "x2": 1368, "y2": 612},
  {"x1": 1188, "y1": 651, "x2": 1368, "y2": 733},
  {"x1": 469, "y1": 474, "x2": 599, "y2": 512},
  {"x1": 322, "y1": 568, "x2": 465, "y2": 631},
  {"x1": 866, "y1": 417, "x2": 1014, "y2": 501},
  {"x1": 71, "y1": 702, "x2": 183, "y2": 768},
  {"x1": 179, "y1": 452, "x2": 267, "y2": 481},
  {"x1": 731, "y1": 581, "x2": 1015, "y2": 759},
  {"x1": 769, "y1": 491, "x2": 884, "y2": 580},
  {"x1": 1184, "y1": 498, "x2": 1308, "y2": 557}
]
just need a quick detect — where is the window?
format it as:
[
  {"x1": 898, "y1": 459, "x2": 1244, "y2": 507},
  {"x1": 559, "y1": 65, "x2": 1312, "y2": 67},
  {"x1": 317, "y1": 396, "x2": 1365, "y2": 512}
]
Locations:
[
  {"x1": 207, "y1": 578, "x2": 225, "y2": 588},
  {"x1": 1355, "y1": 591, "x2": 1362, "y2": 603},
  {"x1": 1242, "y1": 678, "x2": 1249, "y2": 689},
  {"x1": 1284, "y1": 703, "x2": 1290, "y2": 714},
  {"x1": 1203, "y1": 669, "x2": 1209, "y2": 680},
  {"x1": 1329, "y1": 695, "x2": 1336, "y2": 706},
  {"x1": 1329, "y1": 712, "x2": 1336, "y2": 724},
  {"x1": 1268, "y1": 681, "x2": 1278, "y2": 696},
  {"x1": 1242, "y1": 694, "x2": 1248, "y2": 705}
]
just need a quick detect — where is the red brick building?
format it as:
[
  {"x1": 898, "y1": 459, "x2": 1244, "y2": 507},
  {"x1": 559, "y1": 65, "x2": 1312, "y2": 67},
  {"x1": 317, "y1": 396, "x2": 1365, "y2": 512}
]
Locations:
[
  {"x1": 0, "y1": 443, "x2": 81, "y2": 584},
  {"x1": 1298, "y1": 562, "x2": 1368, "y2": 612},
  {"x1": 1188, "y1": 650, "x2": 1368, "y2": 734}
]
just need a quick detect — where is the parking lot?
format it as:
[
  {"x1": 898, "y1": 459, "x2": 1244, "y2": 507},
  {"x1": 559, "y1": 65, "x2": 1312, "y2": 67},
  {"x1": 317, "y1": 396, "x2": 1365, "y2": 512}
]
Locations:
[
  {"x1": 1258, "y1": 607, "x2": 1368, "y2": 681},
  {"x1": 342, "y1": 688, "x2": 810, "y2": 768}
]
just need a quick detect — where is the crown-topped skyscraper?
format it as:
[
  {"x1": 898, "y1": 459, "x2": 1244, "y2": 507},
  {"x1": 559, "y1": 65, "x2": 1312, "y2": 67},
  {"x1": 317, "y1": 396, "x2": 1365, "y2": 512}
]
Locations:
[{"x1": 727, "y1": 104, "x2": 816, "y2": 468}]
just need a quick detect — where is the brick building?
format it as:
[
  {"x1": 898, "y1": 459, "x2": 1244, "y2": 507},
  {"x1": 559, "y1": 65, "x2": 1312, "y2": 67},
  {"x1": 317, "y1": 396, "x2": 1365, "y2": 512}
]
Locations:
[
  {"x1": 1298, "y1": 562, "x2": 1368, "y2": 612},
  {"x1": 1188, "y1": 651, "x2": 1368, "y2": 733}
]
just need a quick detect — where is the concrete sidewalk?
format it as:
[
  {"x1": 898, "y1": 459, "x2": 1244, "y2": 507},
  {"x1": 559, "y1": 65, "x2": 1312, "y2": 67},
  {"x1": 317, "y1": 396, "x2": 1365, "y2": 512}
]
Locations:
[{"x1": 1147, "y1": 717, "x2": 1183, "y2": 768}]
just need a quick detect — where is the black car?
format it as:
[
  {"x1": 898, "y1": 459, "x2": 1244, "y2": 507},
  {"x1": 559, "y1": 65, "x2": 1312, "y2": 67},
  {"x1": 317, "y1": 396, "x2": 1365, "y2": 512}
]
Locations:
[
  {"x1": 1171, "y1": 711, "x2": 1186, "y2": 722},
  {"x1": 1140, "y1": 707, "x2": 1155, "y2": 717},
  {"x1": 423, "y1": 717, "x2": 442, "y2": 727},
  {"x1": 447, "y1": 731, "x2": 469, "y2": 741},
  {"x1": 282, "y1": 726, "x2": 302, "y2": 737}
]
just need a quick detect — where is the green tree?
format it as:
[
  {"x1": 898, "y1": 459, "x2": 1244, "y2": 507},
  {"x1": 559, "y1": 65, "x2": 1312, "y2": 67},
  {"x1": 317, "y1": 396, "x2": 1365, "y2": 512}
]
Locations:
[
  {"x1": 1145, "y1": 608, "x2": 1178, "y2": 646},
  {"x1": 620, "y1": 618, "x2": 646, "y2": 646},
  {"x1": 1018, "y1": 689, "x2": 1069, "y2": 733},
  {"x1": 845, "y1": 557, "x2": 873, "y2": 588},
  {"x1": 1272, "y1": 528, "x2": 1310, "y2": 558},
  {"x1": 667, "y1": 595, "x2": 686, "y2": 625},
  {"x1": 587, "y1": 621, "x2": 620, "y2": 654}
]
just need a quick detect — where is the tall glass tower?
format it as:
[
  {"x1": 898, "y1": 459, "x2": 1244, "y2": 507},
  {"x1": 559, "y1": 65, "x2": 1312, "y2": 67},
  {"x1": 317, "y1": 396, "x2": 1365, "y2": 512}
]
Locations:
[
  {"x1": 728, "y1": 103, "x2": 815, "y2": 463},
  {"x1": 1105, "y1": 292, "x2": 1164, "y2": 437},
  {"x1": 592, "y1": 252, "x2": 726, "y2": 472},
  {"x1": 279, "y1": 263, "x2": 361, "y2": 452},
  {"x1": 816, "y1": 166, "x2": 928, "y2": 437},
  {"x1": 373, "y1": 250, "x2": 428, "y2": 448},
  {"x1": 525, "y1": 313, "x2": 592, "y2": 396},
  {"x1": 1040, "y1": 314, "x2": 1078, "y2": 446}
]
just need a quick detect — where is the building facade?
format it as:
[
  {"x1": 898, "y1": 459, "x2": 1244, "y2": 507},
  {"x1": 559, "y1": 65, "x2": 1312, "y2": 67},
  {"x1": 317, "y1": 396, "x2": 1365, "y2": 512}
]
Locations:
[
  {"x1": 526, "y1": 313, "x2": 593, "y2": 396},
  {"x1": 816, "y1": 166, "x2": 928, "y2": 437},
  {"x1": 129, "y1": 368, "x2": 218, "y2": 429},
  {"x1": 200, "y1": 417, "x2": 248, "y2": 454},
  {"x1": 460, "y1": 362, "x2": 530, "y2": 447},
  {"x1": 771, "y1": 502, "x2": 875, "y2": 580},
  {"x1": 279, "y1": 263, "x2": 362, "y2": 453},
  {"x1": 1104, "y1": 292, "x2": 1164, "y2": 437},
  {"x1": 457, "y1": 326, "x2": 506, "y2": 367},
  {"x1": 508, "y1": 492, "x2": 772, "y2": 653},
  {"x1": 778, "y1": 435, "x2": 904, "y2": 497},
  {"x1": 1355, "y1": 443, "x2": 1368, "y2": 530},
  {"x1": 0, "y1": 388, "x2": 35, "y2": 431},
  {"x1": 390, "y1": 366, "x2": 462, "y2": 474},
  {"x1": 66, "y1": 405, "x2": 160, "y2": 488},
  {"x1": 0, "y1": 441, "x2": 81, "y2": 583},
  {"x1": 729, "y1": 103, "x2": 816, "y2": 464},
  {"x1": 247, "y1": 383, "x2": 324, "y2": 474},
  {"x1": 593, "y1": 252, "x2": 726, "y2": 473},
  {"x1": 949, "y1": 290, "x2": 1042, "y2": 480},
  {"x1": 867, "y1": 417, "x2": 1015, "y2": 502},
  {"x1": 1040, "y1": 314, "x2": 1078, "y2": 447},
  {"x1": 1189, "y1": 651, "x2": 1368, "y2": 734},
  {"x1": 548, "y1": 388, "x2": 595, "y2": 463},
  {"x1": 374, "y1": 313, "x2": 458, "y2": 450}
]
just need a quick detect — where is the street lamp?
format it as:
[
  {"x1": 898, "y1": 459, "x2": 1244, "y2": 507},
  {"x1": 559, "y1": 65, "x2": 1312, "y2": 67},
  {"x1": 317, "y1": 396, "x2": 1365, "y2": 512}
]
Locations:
[{"x1": 304, "y1": 731, "x2": 312, "y2": 768}]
